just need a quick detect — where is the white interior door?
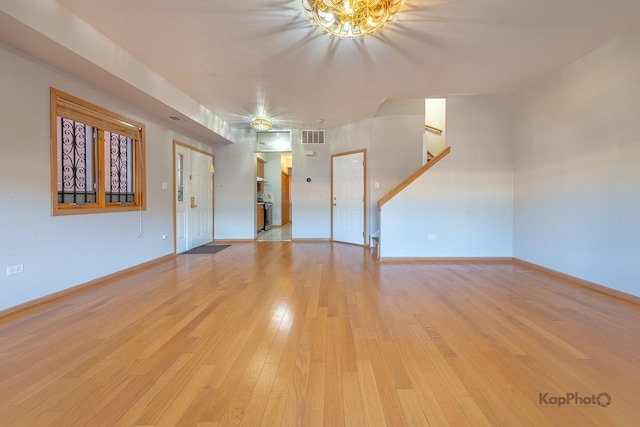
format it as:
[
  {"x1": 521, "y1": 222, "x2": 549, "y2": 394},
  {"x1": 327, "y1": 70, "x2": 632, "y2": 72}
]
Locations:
[
  {"x1": 189, "y1": 150, "x2": 213, "y2": 248},
  {"x1": 332, "y1": 151, "x2": 365, "y2": 245},
  {"x1": 175, "y1": 144, "x2": 213, "y2": 253}
]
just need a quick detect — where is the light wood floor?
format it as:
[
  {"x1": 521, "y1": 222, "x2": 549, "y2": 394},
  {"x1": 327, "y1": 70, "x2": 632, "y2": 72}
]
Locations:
[{"x1": 0, "y1": 242, "x2": 638, "y2": 426}]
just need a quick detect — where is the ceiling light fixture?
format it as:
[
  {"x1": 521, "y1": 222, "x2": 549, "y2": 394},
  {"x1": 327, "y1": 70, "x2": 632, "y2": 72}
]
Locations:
[
  {"x1": 250, "y1": 117, "x2": 273, "y2": 131},
  {"x1": 302, "y1": 0, "x2": 402, "y2": 39}
]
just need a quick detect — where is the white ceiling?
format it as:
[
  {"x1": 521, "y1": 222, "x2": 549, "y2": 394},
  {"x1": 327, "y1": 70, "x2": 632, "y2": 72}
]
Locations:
[{"x1": 10, "y1": 1, "x2": 640, "y2": 133}]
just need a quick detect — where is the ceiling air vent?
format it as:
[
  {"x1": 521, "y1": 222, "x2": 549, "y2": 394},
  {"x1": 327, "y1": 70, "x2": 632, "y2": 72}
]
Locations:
[{"x1": 302, "y1": 130, "x2": 325, "y2": 144}]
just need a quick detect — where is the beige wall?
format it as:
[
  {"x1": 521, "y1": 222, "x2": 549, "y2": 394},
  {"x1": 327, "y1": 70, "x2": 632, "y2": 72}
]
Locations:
[{"x1": 513, "y1": 26, "x2": 640, "y2": 296}]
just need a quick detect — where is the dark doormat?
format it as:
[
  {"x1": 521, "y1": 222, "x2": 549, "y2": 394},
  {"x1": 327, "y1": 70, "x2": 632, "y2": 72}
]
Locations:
[{"x1": 182, "y1": 244, "x2": 230, "y2": 255}]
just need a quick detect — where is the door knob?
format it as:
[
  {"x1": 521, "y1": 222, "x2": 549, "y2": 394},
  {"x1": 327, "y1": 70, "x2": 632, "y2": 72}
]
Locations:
[{"x1": 191, "y1": 196, "x2": 198, "y2": 208}]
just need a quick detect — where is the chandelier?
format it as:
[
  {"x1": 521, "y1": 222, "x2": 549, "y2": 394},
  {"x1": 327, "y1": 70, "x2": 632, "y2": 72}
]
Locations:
[
  {"x1": 302, "y1": 0, "x2": 402, "y2": 39},
  {"x1": 250, "y1": 117, "x2": 273, "y2": 131}
]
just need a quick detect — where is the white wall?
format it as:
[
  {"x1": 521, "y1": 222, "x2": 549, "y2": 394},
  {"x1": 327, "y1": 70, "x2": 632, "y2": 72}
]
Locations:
[
  {"x1": 0, "y1": 44, "x2": 210, "y2": 311},
  {"x1": 292, "y1": 130, "x2": 332, "y2": 239},
  {"x1": 210, "y1": 133, "x2": 256, "y2": 240},
  {"x1": 380, "y1": 96, "x2": 514, "y2": 258},
  {"x1": 369, "y1": 115, "x2": 425, "y2": 239},
  {"x1": 330, "y1": 120, "x2": 370, "y2": 156},
  {"x1": 513, "y1": 26, "x2": 640, "y2": 296}
]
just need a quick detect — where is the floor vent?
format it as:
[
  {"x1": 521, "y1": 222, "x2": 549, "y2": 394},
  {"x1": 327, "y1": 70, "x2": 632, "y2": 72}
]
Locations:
[{"x1": 302, "y1": 130, "x2": 325, "y2": 144}]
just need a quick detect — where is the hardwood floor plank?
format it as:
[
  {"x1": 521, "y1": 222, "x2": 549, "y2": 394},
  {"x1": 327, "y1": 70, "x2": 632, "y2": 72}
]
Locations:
[
  {"x1": 341, "y1": 371, "x2": 367, "y2": 426},
  {"x1": 303, "y1": 362, "x2": 325, "y2": 426},
  {"x1": 365, "y1": 339, "x2": 409, "y2": 425},
  {"x1": 311, "y1": 307, "x2": 327, "y2": 364},
  {"x1": 281, "y1": 343, "x2": 312, "y2": 426},
  {"x1": 260, "y1": 393, "x2": 288, "y2": 426},
  {"x1": 397, "y1": 389, "x2": 430, "y2": 426},
  {"x1": 356, "y1": 360, "x2": 388, "y2": 426},
  {"x1": 393, "y1": 336, "x2": 453, "y2": 426},
  {"x1": 218, "y1": 352, "x2": 269, "y2": 426},
  {"x1": 324, "y1": 317, "x2": 345, "y2": 426},
  {"x1": 238, "y1": 361, "x2": 278, "y2": 426},
  {"x1": 0, "y1": 242, "x2": 638, "y2": 425}
]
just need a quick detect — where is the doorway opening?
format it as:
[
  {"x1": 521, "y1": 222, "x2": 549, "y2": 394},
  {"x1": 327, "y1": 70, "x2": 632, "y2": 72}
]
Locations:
[{"x1": 257, "y1": 152, "x2": 292, "y2": 241}]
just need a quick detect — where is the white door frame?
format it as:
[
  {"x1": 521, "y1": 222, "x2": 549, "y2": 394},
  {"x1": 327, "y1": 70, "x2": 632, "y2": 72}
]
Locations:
[
  {"x1": 173, "y1": 140, "x2": 214, "y2": 253},
  {"x1": 331, "y1": 149, "x2": 366, "y2": 246}
]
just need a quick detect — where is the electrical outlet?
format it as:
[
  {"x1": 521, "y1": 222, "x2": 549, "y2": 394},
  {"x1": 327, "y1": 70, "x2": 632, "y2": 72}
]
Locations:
[
  {"x1": 428, "y1": 235, "x2": 437, "y2": 240},
  {"x1": 7, "y1": 264, "x2": 24, "y2": 276}
]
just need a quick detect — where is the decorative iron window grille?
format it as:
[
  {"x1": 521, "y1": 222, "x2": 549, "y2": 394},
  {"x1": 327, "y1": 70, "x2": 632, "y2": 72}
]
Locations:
[
  {"x1": 105, "y1": 131, "x2": 135, "y2": 204},
  {"x1": 57, "y1": 118, "x2": 96, "y2": 205}
]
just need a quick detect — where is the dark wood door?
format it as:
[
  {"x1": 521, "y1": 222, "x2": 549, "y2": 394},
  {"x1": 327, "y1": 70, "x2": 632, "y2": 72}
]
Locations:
[{"x1": 281, "y1": 172, "x2": 290, "y2": 225}]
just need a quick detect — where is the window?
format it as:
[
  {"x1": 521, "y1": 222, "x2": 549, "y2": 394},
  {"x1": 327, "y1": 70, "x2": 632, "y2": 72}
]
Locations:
[
  {"x1": 50, "y1": 88, "x2": 146, "y2": 215},
  {"x1": 177, "y1": 153, "x2": 184, "y2": 202},
  {"x1": 255, "y1": 131, "x2": 291, "y2": 152}
]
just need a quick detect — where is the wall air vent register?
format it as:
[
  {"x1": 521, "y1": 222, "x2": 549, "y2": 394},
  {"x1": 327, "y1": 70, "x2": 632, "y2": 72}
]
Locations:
[{"x1": 302, "y1": 130, "x2": 325, "y2": 144}]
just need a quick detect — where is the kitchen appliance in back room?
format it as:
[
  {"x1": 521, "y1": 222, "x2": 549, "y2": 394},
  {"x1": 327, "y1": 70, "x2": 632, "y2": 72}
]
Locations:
[
  {"x1": 259, "y1": 183, "x2": 273, "y2": 231},
  {"x1": 264, "y1": 202, "x2": 273, "y2": 230}
]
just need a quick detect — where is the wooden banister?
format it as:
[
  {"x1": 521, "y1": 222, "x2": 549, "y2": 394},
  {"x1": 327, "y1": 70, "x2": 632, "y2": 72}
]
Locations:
[
  {"x1": 377, "y1": 146, "x2": 451, "y2": 211},
  {"x1": 426, "y1": 150, "x2": 435, "y2": 162}
]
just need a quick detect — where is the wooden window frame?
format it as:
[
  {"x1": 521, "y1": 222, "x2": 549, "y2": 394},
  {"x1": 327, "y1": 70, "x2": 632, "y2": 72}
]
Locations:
[{"x1": 50, "y1": 88, "x2": 146, "y2": 215}]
